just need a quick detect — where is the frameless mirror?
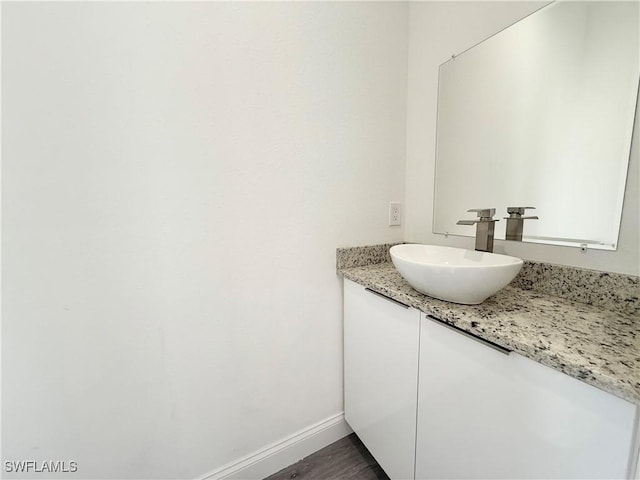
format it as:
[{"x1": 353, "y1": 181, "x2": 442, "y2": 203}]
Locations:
[{"x1": 433, "y1": 1, "x2": 639, "y2": 250}]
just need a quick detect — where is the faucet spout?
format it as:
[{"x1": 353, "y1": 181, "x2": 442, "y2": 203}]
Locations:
[{"x1": 456, "y1": 208, "x2": 499, "y2": 253}]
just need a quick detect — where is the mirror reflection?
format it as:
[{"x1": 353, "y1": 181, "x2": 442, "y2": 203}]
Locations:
[{"x1": 433, "y1": 1, "x2": 639, "y2": 250}]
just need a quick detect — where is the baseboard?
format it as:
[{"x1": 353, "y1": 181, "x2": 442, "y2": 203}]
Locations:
[{"x1": 199, "y1": 412, "x2": 353, "y2": 480}]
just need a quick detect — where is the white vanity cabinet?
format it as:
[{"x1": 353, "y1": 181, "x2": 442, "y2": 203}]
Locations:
[
  {"x1": 343, "y1": 279, "x2": 420, "y2": 480},
  {"x1": 343, "y1": 279, "x2": 638, "y2": 480},
  {"x1": 416, "y1": 314, "x2": 637, "y2": 479}
]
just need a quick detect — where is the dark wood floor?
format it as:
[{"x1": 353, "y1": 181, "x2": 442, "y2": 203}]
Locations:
[{"x1": 263, "y1": 433, "x2": 390, "y2": 480}]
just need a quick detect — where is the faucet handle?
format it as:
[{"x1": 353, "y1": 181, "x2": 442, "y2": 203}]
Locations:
[
  {"x1": 505, "y1": 206, "x2": 538, "y2": 220},
  {"x1": 507, "y1": 206, "x2": 535, "y2": 215},
  {"x1": 468, "y1": 208, "x2": 496, "y2": 219},
  {"x1": 458, "y1": 208, "x2": 498, "y2": 225}
]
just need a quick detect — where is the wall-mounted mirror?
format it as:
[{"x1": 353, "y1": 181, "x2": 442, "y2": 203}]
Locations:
[{"x1": 433, "y1": 1, "x2": 639, "y2": 250}]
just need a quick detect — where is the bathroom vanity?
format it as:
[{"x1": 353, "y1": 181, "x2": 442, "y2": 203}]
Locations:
[{"x1": 339, "y1": 245, "x2": 640, "y2": 480}]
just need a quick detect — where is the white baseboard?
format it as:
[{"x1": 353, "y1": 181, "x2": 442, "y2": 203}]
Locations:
[{"x1": 199, "y1": 412, "x2": 353, "y2": 480}]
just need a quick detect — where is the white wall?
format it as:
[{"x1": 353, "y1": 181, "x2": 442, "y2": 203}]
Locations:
[
  {"x1": 1, "y1": 2, "x2": 408, "y2": 478},
  {"x1": 405, "y1": 1, "x2": 640, "y2": 275}
]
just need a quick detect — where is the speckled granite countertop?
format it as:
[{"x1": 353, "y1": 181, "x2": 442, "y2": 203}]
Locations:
[{"x1": 338, "y1": 248, "x2": 639, "y2": 405}]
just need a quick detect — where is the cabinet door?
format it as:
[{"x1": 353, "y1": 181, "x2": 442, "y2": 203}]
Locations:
[
  {"x1": 416, "y1": 314, "x2": 636, "y2": 479},
  {"x1": 344, "y1": 279, "x2": 420, "y2": 480}
]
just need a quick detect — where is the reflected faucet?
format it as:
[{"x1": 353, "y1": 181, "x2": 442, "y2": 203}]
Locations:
[
  {"x1": 457, "y1": 208, "x2": 499, "y2": 253},
  {"x1": 504, "y1": 207, "x2": 538, "y2": 241}
]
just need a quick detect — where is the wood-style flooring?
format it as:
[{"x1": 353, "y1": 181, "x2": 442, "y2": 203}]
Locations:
[{"x1": 263, "y1": 434, "x2": 390, "y2": 480}]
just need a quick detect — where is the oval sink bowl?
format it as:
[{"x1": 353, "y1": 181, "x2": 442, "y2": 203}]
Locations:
[{"x1": 390, "y1": 244, "x2": 523, "y2": 305}]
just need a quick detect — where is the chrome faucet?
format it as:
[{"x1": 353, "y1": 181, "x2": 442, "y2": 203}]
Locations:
[
  {"x1": 504, "y1": 207, "x2": 538, "y2": 241},
  {"x1": 457, "y1": 208, "x2": 499, "y2": 253}
]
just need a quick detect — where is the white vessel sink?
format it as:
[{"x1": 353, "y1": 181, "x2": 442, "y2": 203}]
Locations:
[{"x1": 390, "y1": 244, "x2": 523, "y2": 305}]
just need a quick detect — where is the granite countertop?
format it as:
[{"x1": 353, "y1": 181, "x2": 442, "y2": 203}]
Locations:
[{"x1": 339, "y1": 260, "x2": 640, "y2": 405}]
